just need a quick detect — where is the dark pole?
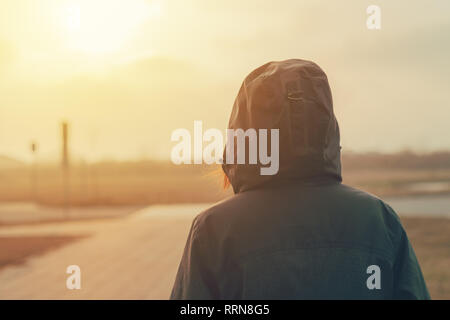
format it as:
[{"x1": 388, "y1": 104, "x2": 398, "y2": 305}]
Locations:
[
  {"x1": 62, "y1": 122, "x2": 70, "y2": 218},
  {"x1": 30, "y1": 141, "x2": 38, "y2": 203}
]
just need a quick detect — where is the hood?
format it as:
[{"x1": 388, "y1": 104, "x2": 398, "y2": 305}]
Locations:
[{"x1": 222, "y1": 59, "x2": 342, "y2": 194}]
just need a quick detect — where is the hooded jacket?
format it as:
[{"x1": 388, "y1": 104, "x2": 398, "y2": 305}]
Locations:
[{"x1": 170, "y1": 59, "x2": 430, "y2": 300}]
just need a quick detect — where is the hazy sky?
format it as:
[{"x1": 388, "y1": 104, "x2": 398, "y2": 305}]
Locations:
[{"x1": 0, "y1": 0, "x2": 449, "y2": 162}]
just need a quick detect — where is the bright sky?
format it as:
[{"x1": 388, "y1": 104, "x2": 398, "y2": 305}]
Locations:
[{"x1": 0, "y1": 0, "x2": 449, "y2": 162}]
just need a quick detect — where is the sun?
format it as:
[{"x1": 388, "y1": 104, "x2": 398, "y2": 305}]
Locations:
[{"x1": 60, "y1": 0, "x2": 162, "y2": 54}]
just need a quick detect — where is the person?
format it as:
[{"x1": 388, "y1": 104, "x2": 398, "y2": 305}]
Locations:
[{"x1": 170, "y1": 59, "x2": 430, "y2": 299}]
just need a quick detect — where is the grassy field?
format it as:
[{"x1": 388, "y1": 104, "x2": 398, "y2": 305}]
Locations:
[
  {"x1": 0, "y1": 162, "x2": 229, "y2": 206},
  {"x1": 402, "y1": 217, "x2": 450, "y2": 299},
  {"x1": 0, "y1": 235, "x2": 83, "y2": 270},
  {"x1": 0, "y1": 160, "x2": 450, "y2": 207}
]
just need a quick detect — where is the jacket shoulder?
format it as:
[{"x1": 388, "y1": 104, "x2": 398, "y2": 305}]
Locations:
[
  {"x1": 338, "y1": 184, "x2": 405, "y2": 242},
  {"x1": 191, "y1": 194, "x2": 247, "y2": 231}
]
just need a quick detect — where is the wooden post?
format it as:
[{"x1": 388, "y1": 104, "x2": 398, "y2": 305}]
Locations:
[
  {"x1": 30, "y1": 141, "x2": 38, "y2": 203},
  {"x1": 62, "y1": 122, "x2": 70, "y2": 218}
]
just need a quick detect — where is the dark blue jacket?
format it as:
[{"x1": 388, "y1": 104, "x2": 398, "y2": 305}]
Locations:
[{"x1": 170, "y1": 59, "x2": 429, "y2": 300}]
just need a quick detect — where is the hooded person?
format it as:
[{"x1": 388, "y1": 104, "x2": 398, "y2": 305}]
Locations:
[{"x1": 170, "y1": 59, "x2": 430, "y2": 300}]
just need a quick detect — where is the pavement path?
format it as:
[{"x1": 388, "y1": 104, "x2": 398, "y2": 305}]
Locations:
[{"x1": 0, "y1": 204, "x2": 210, "y2": 299}]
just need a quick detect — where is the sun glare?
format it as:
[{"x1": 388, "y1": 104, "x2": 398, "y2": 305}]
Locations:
[{"x1": 60, "y1": 0, "x2": 161, "y2": 54}]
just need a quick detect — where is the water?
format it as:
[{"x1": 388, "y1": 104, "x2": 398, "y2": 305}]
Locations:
[
  {"x1": 135, "y1": 195, "x2": 450, "y2": 219},
  {"x1": 0, "y1": 203, "x2": 141, "y2": 224},
  {"x1": 1, "y1": 194, "x2": 449, "y2": 225},
  {"x1": 405, "y1": 181, "x2": 450, "y2": 193},
  {"x1": 384, "y1": 194, "x2": 450, "y2": 218}
]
